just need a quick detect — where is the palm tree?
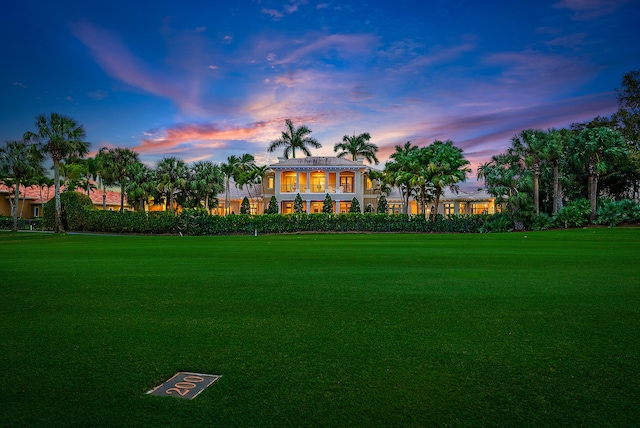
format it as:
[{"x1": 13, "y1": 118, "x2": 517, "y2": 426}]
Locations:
[
  {"x1": 220, "y1": 155, "x2": 240, "y2": 215},
  {"x1": 511, "y1": 129, "x2": 546, "y2": 216},
  {"x1": 427, "y1": 140, "x2": 471, "y2": 219},
  {"x1": 125, "y1": 161, "x2": 153, "y2": 212},
  {"x1": 568, "y1": 127, "x2": 628, "y2": 222},
  {"x1": 189, "y1": 160, "x2": 224, "y2": 211},
  {"x1": 385, "y1": 141, "x2": 419, "y2": 214},
  {"x1": 24, "y1": 113, "x2": 90, "y2": 232},
  {"x1": 156, "y1": 157, "x2": 187, "y2": 212},
  {"x1": 97, "y1": 147, "x2": 140, "y2": 212},
  {"x1": 334, "y1": 132, "x2": 379, "y2": 164},
  {"x1": 542, "y1": 128, "x2": 570, "y2": 214},
  {"x1": 268, "y1": 119, "x2": 321, "y2": 159},
  {"x1": 0, "y1": 139, "x2": 44, "y2": 231}
]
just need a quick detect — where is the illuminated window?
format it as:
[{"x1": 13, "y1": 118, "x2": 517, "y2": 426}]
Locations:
[
  {"x1": 472, "y1": 203, "x2": 489, "y2": 215},
  {"x1": 280, "y1": 172, "x2": 296, "y2": 192},
  {"x1": 444, "y1": 203, "x2": 455, "y2": 216},
  {"x1": 458, "y1": 204, "x2": 466, "y2": 215},
  {"x1": 267, "y1": 177, "x2": 274, "y2": 189}
]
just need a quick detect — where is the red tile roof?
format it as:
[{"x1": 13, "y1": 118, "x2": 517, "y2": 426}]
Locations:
[{"x1": 0, "y1": 183, "x2": 127, "y2": 207}]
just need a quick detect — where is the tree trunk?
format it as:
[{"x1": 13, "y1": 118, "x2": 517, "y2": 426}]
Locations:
[
  {"x1": 53, "y1": 160, "x2": 63, "y2": 233},
  {"x1": 533, "y1": 172, "x2": 539, "y2": 216},
  {"x1": 433, "y1": 189, "x2": 442, "y2": 221},
  {"x1": 552, "y1": 161, "x2": 559, "y2": 214},
  {"x1": 120, "y1": 183, "x2": 125, "y2": 212},
  {"x1": 12, "y1": 181, "x2": 20, "y2": 232},
  {"x1": 589, "y1": 174, "x2": 598, "y2": 223}
]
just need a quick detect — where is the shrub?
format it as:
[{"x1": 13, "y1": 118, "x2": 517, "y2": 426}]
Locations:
[
  {"x1": 532, "y1": 213, "x2": 554, "y2": 231},
  {"x1": 294, "y1": 193, "x2": 304, "y2": 213},
  {"x1": 349, "y1": 197, "x2": 361, "y2": 213},
  {"x1": 240, "y1": 197, "x2": 250, "y2": 214},
  {"x1": 596, "y1": 199, "x2": 640, "y2": 226},
  {"x1": 377, "y1": 195, "x2": 388, "y2": 213},
  {"x1": 266, "y1": 196, "x2": 279, "y2": 214},
  {"x1": 322, "y1": 194, "x2": 333, "y2": 213},
  {"x1": 43, "y1": 191, "x2": 94, "y2": 231},
  {"x1": 554, "y1": 198, "x2": 590, "y2": 228},
  {"x1": 479, "y1": 212, "x2": 511, "y2": 233}
]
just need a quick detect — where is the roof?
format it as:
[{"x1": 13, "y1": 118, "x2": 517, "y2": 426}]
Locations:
[
  {"x1": 385, "y1": 187, "x2": 494, "y2": 202},
  {"x1": 270, "y1": 156, "x2": 365, "y2": 169},
  {"x1": 0, "y1": 183, "x2": 127, "y2": 206}
]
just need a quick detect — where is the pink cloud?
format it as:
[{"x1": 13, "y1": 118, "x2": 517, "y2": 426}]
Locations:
[{"x1": 70, "y1": 20, "x2": 206, "y2": 116}]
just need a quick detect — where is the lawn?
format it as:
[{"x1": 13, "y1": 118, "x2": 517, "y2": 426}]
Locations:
[{"x1": 1, "y1": 229, "x2": 639, "y2": 427}]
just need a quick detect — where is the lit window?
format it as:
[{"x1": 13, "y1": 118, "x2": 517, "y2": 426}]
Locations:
[{"x1": 444, "y1": 203, "x2": 455, "y2": 216}]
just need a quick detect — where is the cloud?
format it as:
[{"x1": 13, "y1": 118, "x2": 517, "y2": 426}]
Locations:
[
  {"x1": 70, "y1": 20, "x2": 207, "y2": 116},
  {"x1": 261, "y1": 8, "x2": 284, "y2": 20},
  {"x1": 87, "y1": 90, "x2": 108, "y2": 100},
  {"x1": 12, "y1": 82, "x2": 27, "y2": 88},
  {"x1": 553, "y1": 0, "x2": 632, "y2": 19},
  {"x1": 136, "y1": 121, "x2": 278, "y2": 155}
]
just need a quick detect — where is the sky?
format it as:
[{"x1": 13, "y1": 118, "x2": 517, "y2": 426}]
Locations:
[{"x1": 2, "y1": 0, "x2": 639, "y2": 189}]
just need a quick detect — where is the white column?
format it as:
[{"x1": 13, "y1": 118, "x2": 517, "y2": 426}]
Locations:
[
  {"x1": 306, "y1": 200, "x2": 311, "y2": 213},
  {"x1": 335, "y1": 199, "x2": 340, "y2": 214}
]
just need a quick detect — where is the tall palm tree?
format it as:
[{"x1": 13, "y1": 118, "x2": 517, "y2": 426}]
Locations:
[
  {"x1": 427, "y1": 140, "x2": 471, "y2": 219},
  {"x1": 543, "y1": 128, "x2": 569, "y2": 214},
  {"x1": 97, "y1": 147, "x2": 140, "y2": 211},
  {"x1": 385, "y1": 141, "x2": 419, "y2": 214},
  {"x1": 568, "y1": 127, "x2": 627, "y2": 222},
  {"x1": 268, "y1": 119, "x2": 321, "y2": 159},
  {"x1": 190, "y1": 160, "x2": 224, "y2": 211},
  {"x1": 156, "y1": 157, "x2": 187, "y2": 212},
  {"x1": 125, "y1": 161, "x2": 153, "y2": 212},
  {"x1": 220, "y1": 155, "x2": 240, "y2": 215},
  {"x1": 511, "y1": 129, "x2": 546, "y2": 216},
  {"x1": 24, "y1": 113, "x2": 90, "y2": 232},
  {"x1": 334, "y1": 132, "x2": 379, "y2": 164},
  {"x1": 0, "y1": 139, "x2": 44, "y2": 231}
]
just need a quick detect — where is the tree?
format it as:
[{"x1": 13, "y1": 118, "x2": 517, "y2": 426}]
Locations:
[
  {"x1": 266, "y1": 195, "x2": 279, "y2": 214},
  {"x1": 156, "y1": 157, "x2": 187, "y2": 212},
  {"x1": 377, "y1": 194, "x2": 388, "y2": 213},
  {"x1": 268, "y1": 119, "x2": 321, "y2": 159},
  {"x1": 385, "y1": 141, "x2": 419, "y2": 214},
  {"x1": 334, "y1": 132, "x2": 379, "y2": 164},
  {"x1": 293, "y1": 193, "x2": 304, "y2": 213},
  {"x1": 349, "y1": 197, "x2": 361, "y2": 213},
  {"x1": 189, "y1": 161, "x2": 223, "y2": 211},
  {"x1": 221, "y1": 155, "x2": 240, "y2": 215},
  {"x1": 240, "y1": 196, "x2": 250, "y2": 214},
  {"x1": 427, "y1": 140, "x2": 471, "y2": 220},
  {"x1": 125, "y1": 161, "x2": 153, "y2": 212},
  {"x1": 511, "y1": 130, "x2": 546, "y2": 216},
  {"x1": 24, "y1": 113, "x2": 90, "y2": 232},
  {"x1": 477, "y1": 151, "x2": 532, "y2": 229},
  {"x1": 542, "y1": 128, "x2": 570, "y2": 214},
  {"x1": 568, "y1": 127, "x2": 628, "y2": 222},
  {"x1": 0, "y1": 139, "x2": 44, "y2": 231},
  {"x1": 322, "y1": 193, "x2": 333, "y2": 213},
  {"x1": 97, "y1": 147, "x2": 140, "y2": 211}
]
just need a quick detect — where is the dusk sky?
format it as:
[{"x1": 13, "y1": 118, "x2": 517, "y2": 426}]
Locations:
[{"x1": 2, "y1": 0, "x2": 639, "y2": 187}]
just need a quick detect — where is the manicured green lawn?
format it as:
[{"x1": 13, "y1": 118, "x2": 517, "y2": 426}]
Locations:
[{"x1": 1, "y1": 229, "x2": 639, "y2": 426}]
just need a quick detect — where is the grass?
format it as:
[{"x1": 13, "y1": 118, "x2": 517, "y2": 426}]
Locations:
[{"x1": 1, "y1": 228, "x2": 639, "y2": 427}]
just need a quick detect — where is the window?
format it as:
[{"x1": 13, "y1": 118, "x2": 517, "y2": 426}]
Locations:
[
  {"x1": 339, "y1": 174, "x2": 354, "y2": 193},
  {"x1": 281, "y1": 172, "x2": 296, "y2": 192},
  {"x1": 310, "y1": 172, "x2": 325, "y2": 193},
  {"x1": 444, "y1": 203, "x2": 455, "y2": 216},
  {"x1": 458, "y1": 204, "x2": 466, "y2": 215},
  {"x1": 339, "y1": 202, "x2": 351, "y2": 213},
  {"x1": 365, "y1": 177, "x2": 372, "y2": 190},
  {"x1": 33, "y1": 206, "x2": 40, "y2": 217},
  {"x1": 472, "y1": 203, "x2": 489, "y2": 215},
  {"x1": 282, "y1": 201, "x2": 294, "y2": 214},
  {"x1": 267, "y1": 176, "x2": 274, "y2": 189}
]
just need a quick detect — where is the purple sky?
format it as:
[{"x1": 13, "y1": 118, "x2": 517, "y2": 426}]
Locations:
[{"x1": 2, "y1": 0, "x2": 639, "y2": 188}]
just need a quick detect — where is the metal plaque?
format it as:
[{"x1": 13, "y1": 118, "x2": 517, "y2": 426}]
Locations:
[{"x1": 147, "y1": 371, "x2": 220, "y2": 399}]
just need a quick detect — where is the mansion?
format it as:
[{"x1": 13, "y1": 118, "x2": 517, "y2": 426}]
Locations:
[
  {"x1": 1, "y1": 156, "x2": 497, "y2": 220},
  {"x1": 217, "y1": 156, "x2": 497, "y2": 217}
]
